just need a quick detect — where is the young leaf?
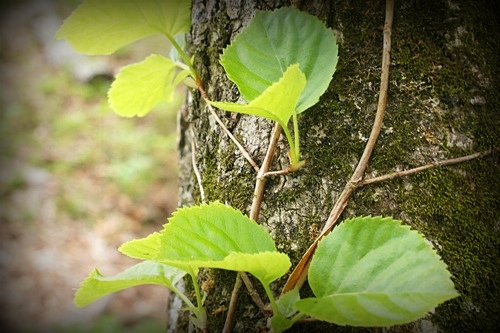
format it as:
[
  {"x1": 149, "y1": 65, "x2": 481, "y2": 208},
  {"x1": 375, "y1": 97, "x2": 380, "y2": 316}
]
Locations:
[
  {"x1": 295, "y1": 216, "x2": 459, "y2": 326},
  {"x1": 119, "y1": 202, "x2": 291, "y2": 284},
  {"x1": 55, "y1": 0, "x2": 191, "y2": 55},
  {"x1": 209, "y1": 64, "x2": 306, "y2": 128},
  {"x1": 220, "y1": 7, "x2": 338, "y2": 112},
  {"x1": 269, "y1": 314, "x2": 294, "y2": 333},
  {"x1": 277, "y1": 288, "x2": 300, "y2": 317},
  {"x1": 108, "y1": 54, "x2": 177, "y2": 117},
  {"x1": 74, "y1": 261, "x2": 186, "y2": 307}
]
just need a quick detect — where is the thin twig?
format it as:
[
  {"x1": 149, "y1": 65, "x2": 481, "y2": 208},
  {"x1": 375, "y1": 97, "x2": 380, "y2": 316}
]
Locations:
[
  {"x1": 223, "y1": 123, "x2": 282, "y2": 332},
  {"x1": 198, "y1": 85, "x2": 260, "y2": 173},
  {"x1": 283, "y1": 0, "x2": 395, "y2": 293},
  {"x1": 239, "y1": 272, "x2": 268, "y2": 313},
  {"x1": 190, "y1": 126, "x2": 206, "y2": 203},
  {"x1": 263, "y1": 167, "x2": 290, "y2": 178},
  {"x1": 359, "y1": 148, "x2": 497, "y2": 187},
  {"x1": 250, "y1": 123, "x2": 283, "y2": 221},
  {"x1": 222, "y1": 271, "x2": 242, "y2": 333}
]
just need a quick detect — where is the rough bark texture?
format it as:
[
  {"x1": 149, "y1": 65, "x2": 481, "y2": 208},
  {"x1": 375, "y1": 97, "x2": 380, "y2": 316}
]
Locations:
[{"x1": 175, "y1": 0, "x2": 499, "y2": 332}]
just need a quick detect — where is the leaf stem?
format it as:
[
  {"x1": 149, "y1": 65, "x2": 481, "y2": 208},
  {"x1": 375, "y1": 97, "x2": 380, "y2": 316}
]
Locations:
[
  {"x1": 168, "y1": 281, "x2": 196, "y2": 310},
  {"x1": 263, "y1": 282, "x2": 279, "y2": 316},
  {"x1": 281, "y1": 124, "x2": 297, "y2": 165},
  {"x1": 292, "y1": 111, "x2": 301, "y2": 164},
  {"x1": 189, "y1": 270, "x2": 208, "y2": 328},
  {"x1": 290, "y1": 312, "x2": 307, "y2": 325},
  {"x1": 191, "y1": 271, "x2": 204, "y2": 310},
  {"x1": 165, "y1": 34, "x2": 199, "y2": 83}
]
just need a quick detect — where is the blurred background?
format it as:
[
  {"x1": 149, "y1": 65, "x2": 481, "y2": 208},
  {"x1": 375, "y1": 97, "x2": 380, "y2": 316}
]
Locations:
[{"x1": 0, "y1": 0, "x2": 184, "y2": 331}]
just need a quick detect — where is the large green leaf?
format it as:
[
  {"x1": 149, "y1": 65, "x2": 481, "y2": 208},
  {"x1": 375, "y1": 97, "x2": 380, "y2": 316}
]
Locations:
[
  {"x1": 120, "y1": 202, "x2": 291, "y2": 284},
  {"x1": 55, "y1": 0, "x2": 191, "y2": 54},
  {"x1": 209, "y1": 64, "x2": 306, "y2": 128},
  {"x1": 295, "y1": 216, "x2": 459, "y2": 326},
  {"x1": 108, "y1": 54, "x2": 177, "y2": 117},
  {"x1": 74, "y1": 261, "x2": 186, "y2": 307},
  {"x1": 220, "y1": 7, "x2": 338, "y2": 112}
]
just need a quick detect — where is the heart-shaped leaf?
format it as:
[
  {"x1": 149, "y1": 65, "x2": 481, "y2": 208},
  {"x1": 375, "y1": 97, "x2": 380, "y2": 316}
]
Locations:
[
  {"x1": 74, "y1": 261, "x2": 186, "y2": 307},
  {"x1": 55, "y1": 0, "x2": 191, "y2": 55},
  {"x1": 209, "y1": 64, "x2": 306, "y2": 128},
  {"x1": 108, "y1": 54, "x2": 177, "y2": 117},
  {"x1": 220, "y1": 7, "x2": 338, "y2": 112},
  {"x1": 295, "y1": 216, "x2": 459, "y2": 326},
  {"x1": 120, "y1": 202, "x2": 291, "y2": 285}
]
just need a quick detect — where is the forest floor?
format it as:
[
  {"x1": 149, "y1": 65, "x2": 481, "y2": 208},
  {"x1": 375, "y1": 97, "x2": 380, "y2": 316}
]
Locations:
[{"x1": 1, "y1": 1, "x2": 183, "y2": 332}]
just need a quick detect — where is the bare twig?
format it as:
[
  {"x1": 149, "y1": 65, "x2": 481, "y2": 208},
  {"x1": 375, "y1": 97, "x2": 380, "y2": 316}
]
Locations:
[
  {"x1": 283, "y1": 0, "x2": 395, "y2": 294},
  {"x1": 239, "y1": 272, "x2": 268, "y2": 313},
  {"x1": 198, "y1": 85, "x2": 260, "y2": 172},
  {"x1": 250, "y1": 123, "x2": 283, "y2": 221},
  {"x1": 263, "y1": 167, "x2": 291, "y2": 178},
  {"x1": 190, "y1": 126, "x2": 206, "y2": 203},
  {"x1": 359, "y1": 148, "x2": 498, "y2": 187},
  {"x1": 223, "y1": 123, "x2": 282, "y2": 332},
  {"x1": 222, "y1": 271, "x2": 242, "y2": 333}
]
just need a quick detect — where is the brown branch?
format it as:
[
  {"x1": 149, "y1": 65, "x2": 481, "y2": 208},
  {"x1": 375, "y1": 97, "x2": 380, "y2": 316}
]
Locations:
[
  {"x1": 283, "y1": 0, "x2": 395, "y2": 294},
  {"x1": 222, "y1": 271, "x2": 242, "y2": 333},
  {"x1": 239, "y1": 271, "x2": 268, "y2": 313},
  {"x1": 359, "y1": 148, "x2": 498, "y2": 187},
  {"x1": 250, "y1": 123, "x2": 283, "y2": 221}
]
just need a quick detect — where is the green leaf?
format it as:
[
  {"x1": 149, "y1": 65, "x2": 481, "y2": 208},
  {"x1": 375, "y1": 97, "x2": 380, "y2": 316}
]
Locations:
[
  {"x1": 55, "y1": 0, "x2": 191, "y2": 55},
  {"x1": 209, "y1": 64, "x2": 306, "y2": 128},
  {"x1": 277, "y1": 288, "x2": 300, "y2": 317},
  {"x1": 119, "y1": 202, "x2": 291, "y2": 284},
  {"x1": 220, "y1": 7, "x2": 338, "y2": 112},
  {"x1": 295, "y1": 216, "x2": 459, "y2": 326},
  {"x1": 270, "y1": 314, "x2": 294, "y2": 333},
  {"x1": 119, "y1": 232, "x2": 162, "y2": 260},
  {"x1": 74, "y1": 261, "x2": 186, "y2": 307},
  {"x1": 108, "y1": 54, "x2": 177, "y2": 117}
]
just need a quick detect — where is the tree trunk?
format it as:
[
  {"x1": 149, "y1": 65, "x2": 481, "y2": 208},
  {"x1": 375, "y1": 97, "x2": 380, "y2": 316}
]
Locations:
[{"x1": 174, "y1": 0, "x2": 499, "y2": 332}]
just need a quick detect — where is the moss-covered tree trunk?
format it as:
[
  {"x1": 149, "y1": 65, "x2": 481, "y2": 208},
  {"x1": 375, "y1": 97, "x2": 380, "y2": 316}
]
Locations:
[{"x1": 174, "y1": 0, "x2": 499, "y2": 332}]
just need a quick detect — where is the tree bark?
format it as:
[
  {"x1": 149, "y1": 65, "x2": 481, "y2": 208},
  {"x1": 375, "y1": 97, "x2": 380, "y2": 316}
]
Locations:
[{"x1": 174, "y1": 0, "x2": 500, "y2": 332}]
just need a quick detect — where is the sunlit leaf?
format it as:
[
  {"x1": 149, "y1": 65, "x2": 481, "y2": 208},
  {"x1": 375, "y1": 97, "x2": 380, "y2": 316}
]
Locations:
[
  {"x1": 220, "y1": 7, "x2": 338, "y2": 112},
  {"x1": 56, "y1": 0, "x2": 191, "y2": 54},
  {"x1": 119, "y1": 202, "x2": 291, "y2": 284},
  {"x1": 209, "y1": 64, "x2": 306, "y2": 128},
  {"x1": 295, "y1": 216, "x2": 459, "y2": 326},
  {"x1": 108, "y1": 54, "x2": 177, "y2": 117},
  {"x1": 119, "y1": 232, "x2": 162, "y2": 260},
  {"x1": 74, "y1": 261, "x2": 186, "y2": 307}
]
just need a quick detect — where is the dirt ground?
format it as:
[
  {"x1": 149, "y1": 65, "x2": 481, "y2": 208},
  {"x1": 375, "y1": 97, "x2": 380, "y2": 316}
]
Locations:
[{"x1": 1, "y1": 1, "x2": 181, "y2": 332}]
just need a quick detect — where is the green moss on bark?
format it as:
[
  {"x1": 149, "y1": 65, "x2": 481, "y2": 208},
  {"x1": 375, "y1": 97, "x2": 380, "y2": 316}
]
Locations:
[{"x1": 179, "y1": 0, "x2": 500, "y2": 332}]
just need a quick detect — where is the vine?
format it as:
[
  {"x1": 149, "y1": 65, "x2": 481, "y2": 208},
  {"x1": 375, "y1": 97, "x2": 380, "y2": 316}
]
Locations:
[{"x1": 54, "y1": 0, "x2": 499, "y2": 331}]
